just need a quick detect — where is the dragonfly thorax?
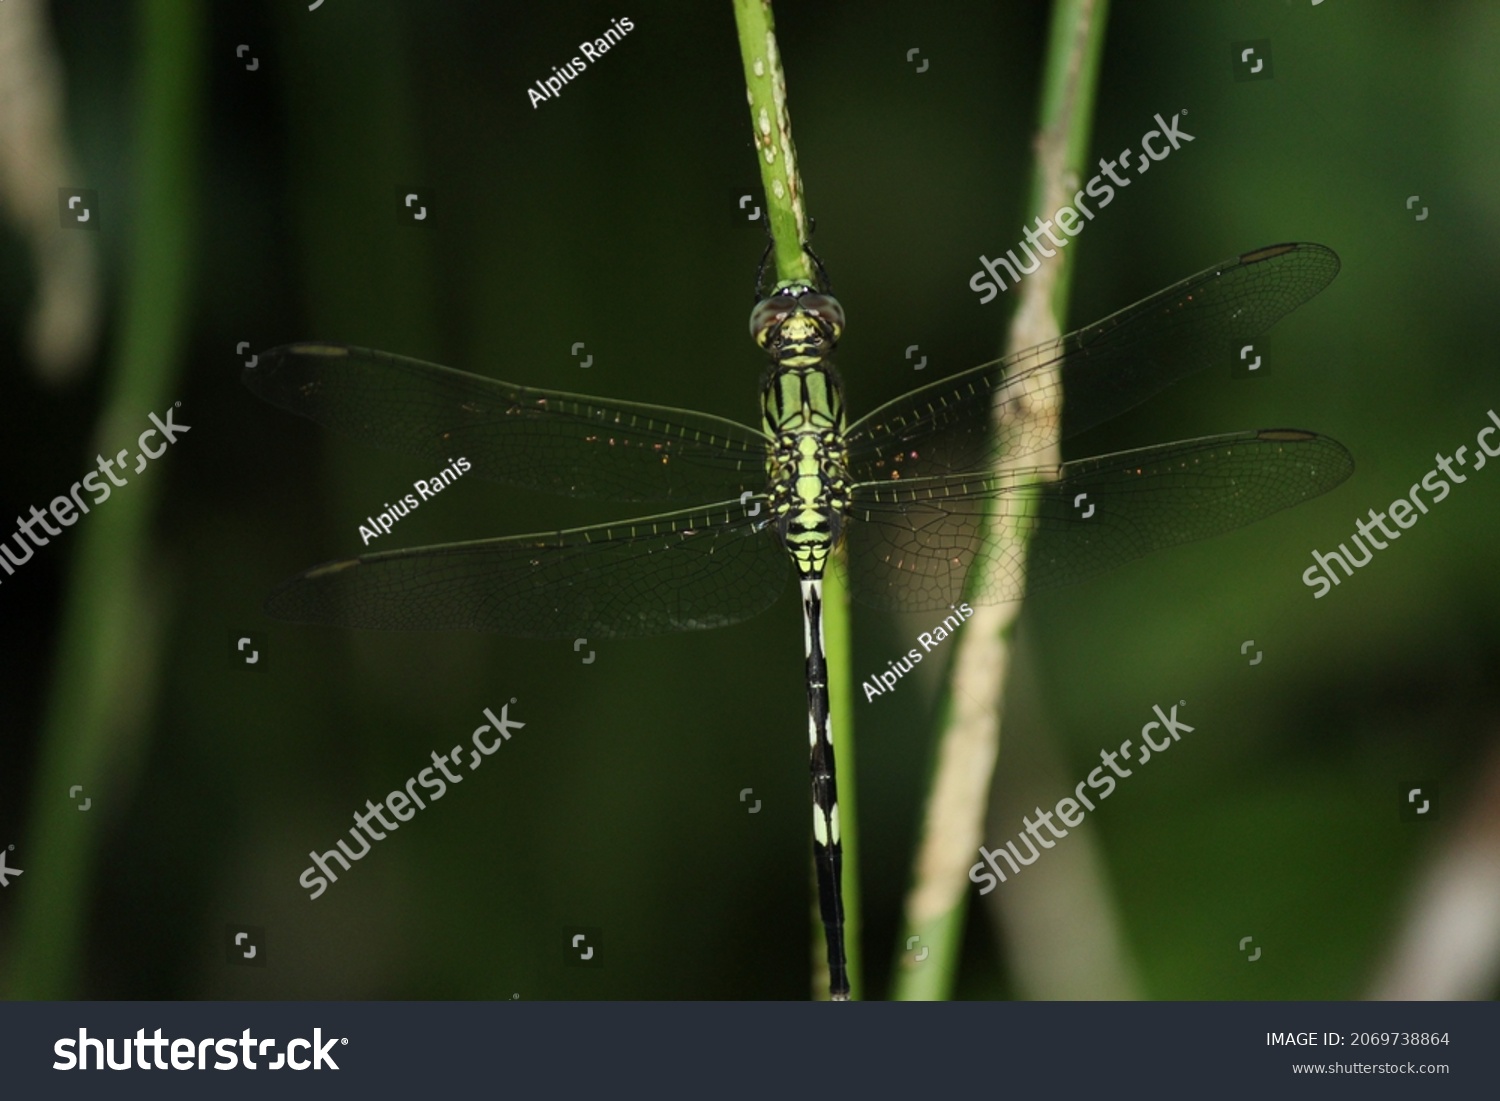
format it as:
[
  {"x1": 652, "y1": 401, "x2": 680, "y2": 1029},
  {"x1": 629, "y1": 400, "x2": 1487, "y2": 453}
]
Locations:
[{"x1": 755, "y1": 285, "x2": 850, "y2": 578}]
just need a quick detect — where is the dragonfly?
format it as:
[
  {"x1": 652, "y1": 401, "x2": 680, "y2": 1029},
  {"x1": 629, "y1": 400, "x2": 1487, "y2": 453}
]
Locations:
[{"x1": 244, "y1": 241, "x2": 1352, "y2": 1001}]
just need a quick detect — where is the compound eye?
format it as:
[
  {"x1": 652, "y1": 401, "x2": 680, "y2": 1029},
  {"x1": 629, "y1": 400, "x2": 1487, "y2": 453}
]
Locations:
[
  {"x1": 797, "y1": 292, "x2": 845, "y2": 341},
  {"x1": 749, "y1": 294, "x2": 798, "y2": 347}
]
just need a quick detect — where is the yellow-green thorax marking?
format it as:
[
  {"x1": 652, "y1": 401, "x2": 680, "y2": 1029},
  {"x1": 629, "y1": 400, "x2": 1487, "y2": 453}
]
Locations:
[{"x1": 751, "y1": 281, "x2": 850, "y2": 578}]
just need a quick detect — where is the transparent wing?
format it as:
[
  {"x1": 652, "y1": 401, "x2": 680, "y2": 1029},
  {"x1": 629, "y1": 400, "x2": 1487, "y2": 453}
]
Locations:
[
  {"x1": 242, "y1": 343, "x2": 769, "y2": 503},
  {"x1": 263, "y1": 497, "x2": 788, "y2": 639},
  {"x1": 845, "y1": 243, "x2": 1340, "y2": 482},
  {"x1": 843, "y1": 429, "x2": 1353, "y2": 611}
]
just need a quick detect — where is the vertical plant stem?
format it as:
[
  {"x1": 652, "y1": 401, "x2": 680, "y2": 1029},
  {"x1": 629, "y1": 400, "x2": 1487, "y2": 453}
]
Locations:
[
  {"x1": 4, "y1": 0, "x2": 201, "y2": 998},
  {"x1": 818, "y1": 555, "x2": 859, "y2": 1000},
  {"x1": 732, "y1": 0, "x2": 861, "y2": 1000},
  {"x1": 731, "y1": 0, "x2": 812, "y2": 285},
  {"x1": 892, "y1": 0, "x2": 1109, "y2": 1002}
]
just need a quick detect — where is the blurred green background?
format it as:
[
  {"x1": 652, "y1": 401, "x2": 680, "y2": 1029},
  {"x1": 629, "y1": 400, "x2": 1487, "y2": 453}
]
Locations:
[{"x1": 1, "y1": 0, "x2": 1497, "y2": 1000}]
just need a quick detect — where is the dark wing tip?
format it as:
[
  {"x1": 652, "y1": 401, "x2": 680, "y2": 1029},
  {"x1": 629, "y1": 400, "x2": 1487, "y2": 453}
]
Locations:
[
  {"x1": 262, "y1": 557, "x2": 363, "y2": 623},
  {"x1": 1257, "y1": 428, "x2": 1355, "y2": 487},
  {"x1": 241, "y1": 342, "x2": 353, "y2": 394},
  {"x1": 1240, "y1": 242, "x2": 1300, "y2": 263},
  {"x1": 1240, "y1": 240, "x2": 1341, "y2": 275},
  {"x1": 282, "y1": 343, "x2": 353, "y2": 358}
]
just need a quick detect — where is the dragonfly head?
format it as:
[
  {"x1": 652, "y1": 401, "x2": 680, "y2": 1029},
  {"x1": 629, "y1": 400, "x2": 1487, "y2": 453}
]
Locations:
[{"x1": 750, "y1": 282, "x2": 845, "y2": 357}]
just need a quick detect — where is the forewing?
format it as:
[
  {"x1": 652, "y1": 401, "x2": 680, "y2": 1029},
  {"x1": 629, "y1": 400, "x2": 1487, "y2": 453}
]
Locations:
[
  {"x1": 844, "y1": 243, "x2": 1341, "y2": 483},
  {"x1": 243, "y1": 343, "x2": 769, "y2": 502}
]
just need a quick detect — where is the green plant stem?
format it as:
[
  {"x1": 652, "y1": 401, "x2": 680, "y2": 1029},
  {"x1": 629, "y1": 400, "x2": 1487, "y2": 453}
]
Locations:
[
  {"x1": 4, "y1": 0, "x2": 202, "y2": 998},
  {"x1": 732, "y1": 0, "x2": 860, "y2": 1001},
  {"x1": 731, "y1": 0, "x2": 812, "y2": 285},
  {"x1": 892, "y1": 0, "x2": 1109, "y2": 1002},
  {"x1": 819, "y1": 557, "x2": 859, "y2": 1000}
]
